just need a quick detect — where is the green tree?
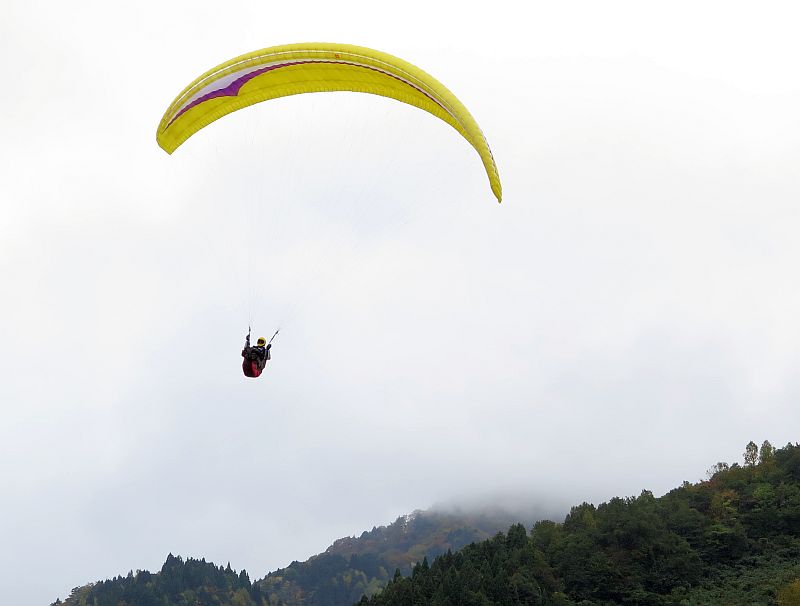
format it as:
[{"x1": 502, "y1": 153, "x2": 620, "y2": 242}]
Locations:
[
  {"x1": 707, "y1": 462, "x2": 729, "y2": 478},
  {"x1": 760, "y1": 440, "x2": 776, "y2": 464},
  {"x1": 744, "y1": 441, "x2": 759, "y2": 467}
]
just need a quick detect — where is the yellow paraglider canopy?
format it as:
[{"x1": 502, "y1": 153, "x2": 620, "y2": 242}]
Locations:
[{"x1": 156, "y1": 42, "x2": 501, "y2": 202}]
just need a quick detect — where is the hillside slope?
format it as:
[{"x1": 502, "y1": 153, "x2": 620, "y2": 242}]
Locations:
[
  {"x1": 53, "y1": 506, "x2": 542, "y2": 606},
  {"x1": 258, "y1": 507, "x2": 541, "y2": 605},
  {"x1": 364, "y1": 441, "x2": 800, "y2": 606},
  {"x1": 54, "y1": 441, "x2": 800, "y2": 606}
]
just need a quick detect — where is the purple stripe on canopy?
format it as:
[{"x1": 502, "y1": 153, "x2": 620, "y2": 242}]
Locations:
[{"x1": 166, "y1": 60, "x2": 449, "y2": 128}]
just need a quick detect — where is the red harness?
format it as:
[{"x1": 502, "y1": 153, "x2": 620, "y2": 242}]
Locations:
[{"x1": 242, "y1": 358, "x2": 262, "y2": 378}]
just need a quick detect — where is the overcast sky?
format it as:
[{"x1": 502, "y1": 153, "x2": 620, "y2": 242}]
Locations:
[{"x1": 2, "y1": 1, "x2": 800, "y2": 604}]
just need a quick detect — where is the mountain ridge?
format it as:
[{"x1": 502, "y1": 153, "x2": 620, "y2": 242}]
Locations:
[
  {"x1": 53, "y1": 504, "x2": 547, "y2": 606},
  {"x1": 53, "y1": 440, "x2": 800, "y2": 606},
  {"x1": 258, "y1": 506, "x2": 546, "y2": 605}
]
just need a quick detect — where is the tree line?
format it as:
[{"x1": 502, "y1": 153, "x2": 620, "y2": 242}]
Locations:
[
  {"x1": 362, "y1": 441, "x2": 800, "y2": 605},
  {"x1": 55, "y1": 440, "x2": 800, "y2": 605},
  {"x1": 55, "y1": 553, "x2": 265, "y2": 606}
]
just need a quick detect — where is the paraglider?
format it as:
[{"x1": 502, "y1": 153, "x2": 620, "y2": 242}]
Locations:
[
  {"x1": 242, "y1": 328, "x2": 277, "y2": 378},
  {"x1": 157, "y1": 43, "x2": 503, "y2": 378},
  {"x1": 156, "y1": 42, "x2": 502, "y2": 201}
]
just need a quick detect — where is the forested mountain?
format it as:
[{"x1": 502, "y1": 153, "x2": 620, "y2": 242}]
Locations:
[
  {"x1": 53, "y1": 507, "x2": 541, "y2": 606},
  {"x1": 53, "y1": 441, "x2": 800, "y2": 606},
  {"x1": 54, "y1": 553, "x2": 264, "y2": 606},
  {"x1": 258, "y1": 508, "x2": 540, "y2": 605},
  {"x1": 364, "y1": 441, "x2": 800, "y2": 606}
]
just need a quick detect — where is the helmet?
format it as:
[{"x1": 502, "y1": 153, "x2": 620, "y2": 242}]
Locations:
[{"x1": 256, "y1": 337, "x2": 267, "y2": 346}]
